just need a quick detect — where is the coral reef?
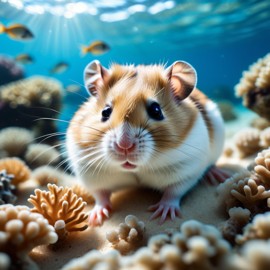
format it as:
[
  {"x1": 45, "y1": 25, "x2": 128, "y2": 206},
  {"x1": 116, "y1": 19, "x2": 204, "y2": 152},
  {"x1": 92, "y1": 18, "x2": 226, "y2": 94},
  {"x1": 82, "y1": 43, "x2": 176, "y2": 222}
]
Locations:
[
  {"x1": 28, "y1": 184, "x2": 88, "y2": 239},
  {"x1": 235, "y1": 53, "x2": 270, "y2": 120},
  {"x1": 32, "y1": 165, "x2": 60, "y2": 186},
  {"x1": 106, "y1": 215, "x2": 145, "y2": 253},
  {"x1": 0, "y1": 169, "x2": 16, "y2": 204},
  {"x1": 0, "y1": 76, "x2": 63, "y2": 137},
  {"x1": 250, "y1": 117, "x2": 270, "y2": 130},
  {"x1": 233, "y1": 128, "x2": 262, "y2": 158},
  {"x1": 71, "y1": 184, "x2": 94, "y2": 205},
  {"x1": 64, "y1": 220, "x2": 231, "y2": 270},
  {"x1": 254, "y1": 148, "x2": 270, "y2": 186},
  {"x1": 0, "y1": 55, "x2": 24, "y2": 86},
  {"x1": 0, "y1": 204, "x2": 58, "y2": 269},
  {"x1": 0, "y1": 127, "x2": 34, "y2": 158},
  {"x1": 25, "y1": 143, "x2": 61, "y2": 168},
  {"x1": 0, "y1": 157, "x2": 31, "y2": 186}
]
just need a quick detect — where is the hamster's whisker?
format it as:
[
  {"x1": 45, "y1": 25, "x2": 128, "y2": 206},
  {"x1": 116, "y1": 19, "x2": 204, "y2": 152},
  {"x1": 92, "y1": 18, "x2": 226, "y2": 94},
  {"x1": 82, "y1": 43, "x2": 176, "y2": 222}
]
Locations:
[{"x1": 35, "y1": 132, "x2": 66, "y2": 144}]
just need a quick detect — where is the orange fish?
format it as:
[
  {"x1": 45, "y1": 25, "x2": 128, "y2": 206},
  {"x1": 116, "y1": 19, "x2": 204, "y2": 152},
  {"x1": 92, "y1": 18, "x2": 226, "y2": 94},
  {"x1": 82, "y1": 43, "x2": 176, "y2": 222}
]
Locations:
[
  {"x1": 0, "y1": 23, "x2": 34, "y2": 40},
  {"x1": 81, "y1": 41, "x2": 110, "y2": 56},
  {"x1": 14, "y1": 53, "x2": 34, "y2": 64}
]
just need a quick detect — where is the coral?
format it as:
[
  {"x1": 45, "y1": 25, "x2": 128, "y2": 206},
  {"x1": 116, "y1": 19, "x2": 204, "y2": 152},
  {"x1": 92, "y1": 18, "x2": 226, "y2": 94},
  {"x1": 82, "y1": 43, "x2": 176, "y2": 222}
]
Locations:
[
  {"x1": 260, "y1": 128, "x2": 270, "y2": 148},
  {"x1": 233, "y1": 128, "x2": 262, "y2": 158},
  {"x1": 71, "y1": 184, "x2": 94, "y2": 204},
  {"x1": 0, "y1": 204, "x2": 57, "y2": 269},
  {"x1": 0, "y1": 76, "x2": 63, "y2": 135},
  {"x1": 250, "y1": 117, "x2": 270, "y2": 130},
  {"x1": 254, "y1": 148, "x2": 270, "y2": 186},
  {"x1": 106, "y1": 215, "x2": 145, "y2": 253},
  {"x1": 64, "y1": 220, "x2": 231, "y2": 270},
  {"x1": 0, "y1": 157, "x2": 31, "y2": 186},
  {"x1": 0, "y1": 55, "x2": 24, "y2": 86},
  {"x1": 0, "y1": 252, "x2": 10, "y2": 270},
  {"x1": 0, "y1": 127, "x2": 33, "y2": 158},
  {"x1": 236, "y1": 212, "x2": 270, "y2": 245},
  {"x1": 24, "y1": 143, "x2": 61, "y2": 168},
  {"x1": 235, "y1": 53, "x2": 270, "y2": 120},
  {"x1": 221, "y1": 207, "x2": 251, "y2": 244},
  {"x1": 32, "y1": 165, "x2": 60, "y2": 186},
  {"x1": 62, "y1": 250, "x2": 120, "y2": 270},
  {"x1": 0, "y1": 169, "x2": 16, "y2": 205},
  {"x1": 28, "y1": 184, "x2": 88, "y2": 239}
]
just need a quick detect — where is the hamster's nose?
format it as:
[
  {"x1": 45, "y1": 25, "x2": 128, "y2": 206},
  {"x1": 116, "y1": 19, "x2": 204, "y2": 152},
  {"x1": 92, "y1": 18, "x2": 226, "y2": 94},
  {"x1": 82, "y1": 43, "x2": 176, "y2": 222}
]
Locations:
[{"x1": 114, "y1": 142, "x2": 136, "y2": 154}]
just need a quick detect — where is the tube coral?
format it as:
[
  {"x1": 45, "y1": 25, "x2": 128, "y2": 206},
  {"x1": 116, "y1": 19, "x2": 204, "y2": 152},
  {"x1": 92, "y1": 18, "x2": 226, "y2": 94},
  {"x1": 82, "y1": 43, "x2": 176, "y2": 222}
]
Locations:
[
  {"x1": 28, "y1": 184, "x2": 88, "y2": 239},
  {"x1": 0, "y1": 157, "x2": 31, "y2": 186},
  {"x1": 235, "y1": 53, "x2": 270, "y2": 120},
  {"x1": 0, "y1": 204, "x2": 57, "y2": 269}
]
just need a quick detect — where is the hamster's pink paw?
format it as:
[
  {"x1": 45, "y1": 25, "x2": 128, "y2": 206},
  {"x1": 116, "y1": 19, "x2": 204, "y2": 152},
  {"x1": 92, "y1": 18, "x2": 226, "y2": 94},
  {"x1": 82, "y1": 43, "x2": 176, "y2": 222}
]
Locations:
[
  {"x1": 148, "y1": 201, "x2": 182, "y2": 224},
  {"x1": 88, "y1": 204, "x2": 111, "y2": 226},
  {"x1": 204, "y1": 165, "x2": 231, "y2": 185}
]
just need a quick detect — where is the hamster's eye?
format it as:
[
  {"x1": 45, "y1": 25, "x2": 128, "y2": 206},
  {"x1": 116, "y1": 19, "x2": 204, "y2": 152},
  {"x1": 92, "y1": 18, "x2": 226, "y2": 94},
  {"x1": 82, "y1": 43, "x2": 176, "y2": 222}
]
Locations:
[
  {"x1": 101, "y1": 105, "x2": 112, "y2": 121},
  {"x1": 147, "y1": 102, "x2": 164, "y2": 121}
]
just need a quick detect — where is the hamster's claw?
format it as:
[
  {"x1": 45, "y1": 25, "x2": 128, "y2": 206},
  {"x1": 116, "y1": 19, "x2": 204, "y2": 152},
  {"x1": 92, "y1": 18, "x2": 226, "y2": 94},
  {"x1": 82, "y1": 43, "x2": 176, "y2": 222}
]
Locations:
[
  {"x1": 88, "y1": 204, "x2": 111, "y2": 226},
  {"x1": 204, "y1": 165, "x2": 231, "y2": 185},
  {"x1": 148, "y1": 202, "x2": 182, "y2": 224}
]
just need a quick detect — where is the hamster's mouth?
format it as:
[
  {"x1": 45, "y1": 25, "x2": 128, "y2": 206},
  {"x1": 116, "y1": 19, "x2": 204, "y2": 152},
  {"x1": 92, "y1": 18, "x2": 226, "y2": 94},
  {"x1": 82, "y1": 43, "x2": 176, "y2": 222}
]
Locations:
[{"x1": 122, "y1": 161, "x2": 137, "y2": 170}]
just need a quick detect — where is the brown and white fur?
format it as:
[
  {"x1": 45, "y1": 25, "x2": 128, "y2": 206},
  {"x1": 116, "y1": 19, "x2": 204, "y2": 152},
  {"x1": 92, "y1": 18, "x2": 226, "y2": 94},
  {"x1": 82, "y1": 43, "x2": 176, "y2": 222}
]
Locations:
[{"x1": 66, "y1": 60, "x2": 225, "y2": 226}]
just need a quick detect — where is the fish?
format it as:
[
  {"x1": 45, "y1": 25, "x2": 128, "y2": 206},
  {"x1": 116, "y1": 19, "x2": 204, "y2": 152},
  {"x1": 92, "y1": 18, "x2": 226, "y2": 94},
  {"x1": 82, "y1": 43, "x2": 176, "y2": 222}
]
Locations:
[
  {"x1": 49, "y1": 62, "x2": 69, "y2": 74},
  {"x1": 65, "y1": 84, "x2": 81, "y2": 92},
  {"x1": 14, "y1": 54, "x2": 34, "y2": 64},
  {"x1": 0, "y1": 23, "x2": 34, "y2": 40},
  {"x1": 81, "y1": 40, "x2": 110, "y2": 55}
]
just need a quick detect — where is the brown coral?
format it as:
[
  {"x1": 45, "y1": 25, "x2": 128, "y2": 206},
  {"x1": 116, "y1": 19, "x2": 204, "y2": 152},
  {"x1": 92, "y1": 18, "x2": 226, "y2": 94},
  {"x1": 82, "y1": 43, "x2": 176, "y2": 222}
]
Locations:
[
  {"x1": 24, "y1": 143, "x2": 61, "y2": 168},
  {"x1": 233, "y1": 128, "x2": 262, "y2": 158},
  {"x1": 106, "y1": 215, "x2": 145, "y2": 253},
  {"x1": 0, "y1": 127, "x2": 33, "y2": 158},
  {"x1": 0, "y1": 204, "x2": 57, "y2": 269},
  {"x1": 254, "y1": 148, "x2": 270, "y2": 186},
  {"x1": 0, "y1": 157, "x2": 31, "y2": 186},
  {"x1": 28, "y1": 184, "x2": 88, "y2": 239},
  {"x1": 260, "y1": 128, "x2": 270, "y2": 148},
  {"x1": 236, "y1": 212, "x2": 270, "y2": 245},
  {"x1": 235, "y1": 53, "x2": 270, "y2": 120},
  {"x1": 71, "y1": 184, "x2": 94, "y2": 205}
]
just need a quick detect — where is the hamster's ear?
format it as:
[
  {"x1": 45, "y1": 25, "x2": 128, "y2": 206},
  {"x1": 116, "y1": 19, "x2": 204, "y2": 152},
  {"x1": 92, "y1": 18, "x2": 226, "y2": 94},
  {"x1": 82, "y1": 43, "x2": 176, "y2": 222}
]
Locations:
[
  {"x1": 166, "y1": 61, "x2": 197, "y2": 101},
  {"x1": 84, "y1": 60, "x2": 110, "y2": 96}
]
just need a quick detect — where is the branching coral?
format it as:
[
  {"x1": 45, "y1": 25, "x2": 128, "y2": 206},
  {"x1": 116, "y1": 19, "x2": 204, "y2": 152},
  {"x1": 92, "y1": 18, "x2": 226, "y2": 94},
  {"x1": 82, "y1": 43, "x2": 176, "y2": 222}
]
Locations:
[
  {"x1": 0, "y1": 157, "x2": 31, "y2": 186},
  {"x1": 28, "y1": 184, "x2": 88, "y2": 239},
  {"x1": 71, "y1": 184, "x2": 94, "y2": 205},
  {"x1": 0, "y1": 127, "x2": 33, "y2": 158},
  {"x1": 0, "y1": 170, "x2": 16, "y2": 205},
  {"x1": 254, "y1": 148, "x2": 270, "y2": 186},
  {"x1": 0, "y1": 204, "x2": 57, "y2": 269},
  {"x1": 233, "y1": 128, "x2": 262, "y2": 158},
  {"x1": 235, "y1": 53, "x2": 270, "y2": 120},
  {"x1": 25, "y1": 143, "x2": 61, "y2": 168},
  {"x1": 236, "y1": 212, "x2": 270, "y2": 245},
  {"x1": 221, "y1": 207, "x2": 251, "y2": 244},
  {"x1": 64, "y1": 220, "x2": 231, "y2": 270},
  {"x1": 106, "y1": 215, "x2": 145, "y2": 253}
]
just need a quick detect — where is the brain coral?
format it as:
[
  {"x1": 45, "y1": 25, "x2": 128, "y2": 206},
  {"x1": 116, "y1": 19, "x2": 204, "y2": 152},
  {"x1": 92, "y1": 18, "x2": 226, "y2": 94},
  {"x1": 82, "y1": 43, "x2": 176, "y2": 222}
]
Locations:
[
  {"x1": 28, "y1": 184, "x2": 88, "y2": 239},
  {"x1": 235, "y1": 53, "x2": 270, "y2": 120},
  {"x1": 0, "y1": 76, "x2": 63, "y2": 132}
]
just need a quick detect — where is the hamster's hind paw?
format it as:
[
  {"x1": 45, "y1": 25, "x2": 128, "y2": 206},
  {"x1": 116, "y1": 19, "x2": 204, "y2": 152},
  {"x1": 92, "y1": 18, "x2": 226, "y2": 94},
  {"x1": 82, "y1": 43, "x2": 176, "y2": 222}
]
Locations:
[
  {"x1": 148, "y1": 201, "x2": 182, "y2": 224},
  {"x1": 88, "y1": 204, "x2": 111, "y2": 226}
]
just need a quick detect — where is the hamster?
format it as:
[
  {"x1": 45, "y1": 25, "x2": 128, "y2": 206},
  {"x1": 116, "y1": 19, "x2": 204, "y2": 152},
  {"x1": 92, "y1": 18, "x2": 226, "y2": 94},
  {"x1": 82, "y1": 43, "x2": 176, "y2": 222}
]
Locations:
[{"x1": 66, "y1": 60, "x2": 226, "y2": 226}]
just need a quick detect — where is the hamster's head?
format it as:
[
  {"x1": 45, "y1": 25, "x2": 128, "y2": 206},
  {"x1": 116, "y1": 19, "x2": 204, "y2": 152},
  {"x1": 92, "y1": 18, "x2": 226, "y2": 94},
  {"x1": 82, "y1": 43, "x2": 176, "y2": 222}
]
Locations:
[{"x1": 70, "y1": 60, "x2": 197, "y2": 171}]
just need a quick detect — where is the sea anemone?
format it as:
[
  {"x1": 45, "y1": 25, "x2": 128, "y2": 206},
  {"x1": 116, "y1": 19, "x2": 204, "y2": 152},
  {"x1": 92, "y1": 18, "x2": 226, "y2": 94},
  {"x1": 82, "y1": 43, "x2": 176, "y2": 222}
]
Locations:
[{"x1": 28, "y1": 184, "x2": 88, "y2": 239}]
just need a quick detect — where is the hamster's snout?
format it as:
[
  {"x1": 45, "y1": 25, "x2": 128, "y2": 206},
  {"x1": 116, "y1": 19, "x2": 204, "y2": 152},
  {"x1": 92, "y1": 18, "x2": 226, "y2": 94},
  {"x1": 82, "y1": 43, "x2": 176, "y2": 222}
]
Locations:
[{"x1": 114, "y1": 142, "x2": 136, "y2": 155}]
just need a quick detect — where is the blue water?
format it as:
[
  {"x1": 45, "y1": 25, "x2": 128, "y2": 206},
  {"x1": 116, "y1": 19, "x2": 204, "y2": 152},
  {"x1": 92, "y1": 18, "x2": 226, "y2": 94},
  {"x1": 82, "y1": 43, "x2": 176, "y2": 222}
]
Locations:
[{"x1": 0, "y1": 0, "x2": 270, "y2": 106}]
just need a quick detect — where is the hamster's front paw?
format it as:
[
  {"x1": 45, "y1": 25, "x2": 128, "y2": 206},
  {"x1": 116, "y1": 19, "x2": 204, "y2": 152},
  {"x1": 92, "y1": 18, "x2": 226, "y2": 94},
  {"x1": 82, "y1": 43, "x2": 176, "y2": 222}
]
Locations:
[
  {"x1": 148, "y1": 200, "x2": 182, "y2": 224},
  {"x1": 88, "y1": 203, "x2": 111, "y2": 226}
]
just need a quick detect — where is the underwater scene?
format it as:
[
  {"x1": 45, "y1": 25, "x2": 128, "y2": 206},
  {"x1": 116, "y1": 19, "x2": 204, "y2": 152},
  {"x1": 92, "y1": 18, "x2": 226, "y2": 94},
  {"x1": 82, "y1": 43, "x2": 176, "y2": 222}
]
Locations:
[{"x1": 1, "y1": 0, "x2": 270, "y2": 269}]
